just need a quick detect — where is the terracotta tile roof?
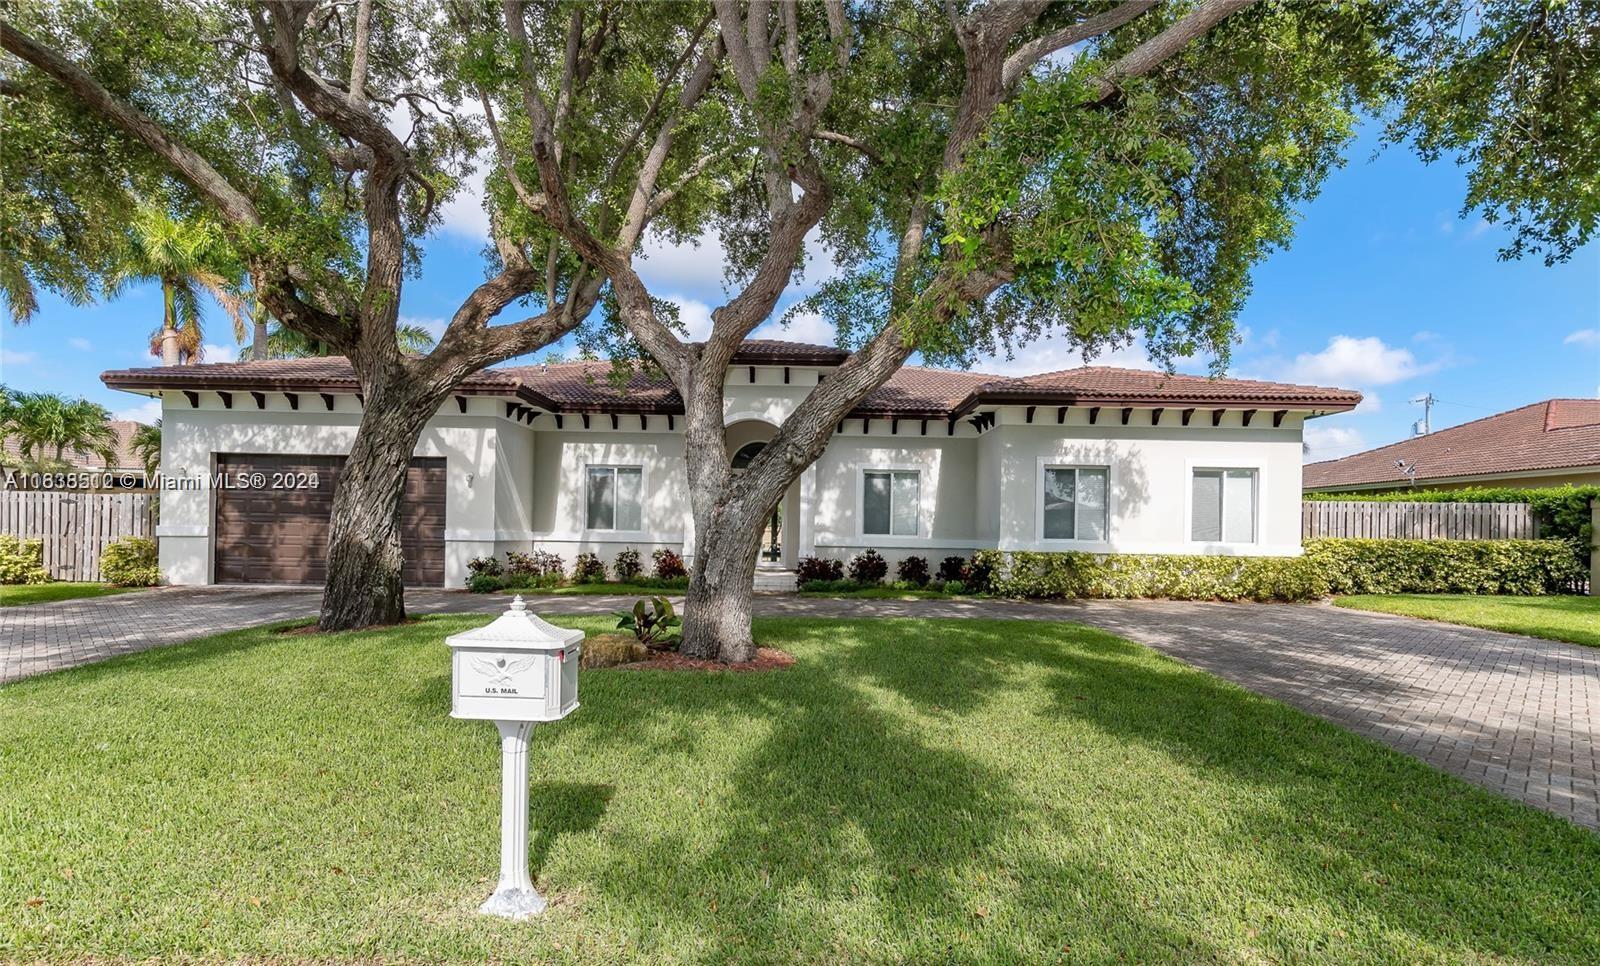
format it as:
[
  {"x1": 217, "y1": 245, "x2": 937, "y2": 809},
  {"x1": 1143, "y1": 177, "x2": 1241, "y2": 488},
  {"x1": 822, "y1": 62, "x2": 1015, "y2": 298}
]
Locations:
[
  {"x1": 1303, "y1": 399, "x2": 1600, "y2": 490},
  {"x1": 99, "y1": 357, "x2": 526, "y2": 395},
  {"x1": 1, "y1": 419, "x2": 147, "y2": 471},
  {"x1": 728, "y1": 340, "x2": 849, "y2": 365},
  {"x1": 102, "y1": 341, "x2": 1361, "y2": 417},
  {"x1": 857, "y1": 367, "x2": 1000, "y2": 415},
  {"x1": 976, "y1": 366, "x2": 1363, "y2": 407},
  {"x1": 502, "y1": 360, "x2": 683, "y2": 411}
]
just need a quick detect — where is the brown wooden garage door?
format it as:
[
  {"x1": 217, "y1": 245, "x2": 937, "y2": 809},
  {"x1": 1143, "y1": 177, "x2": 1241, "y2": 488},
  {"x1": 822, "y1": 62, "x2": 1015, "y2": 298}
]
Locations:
[{"x1": 213, "y1": 455, "x2": 445, "y2": 586}]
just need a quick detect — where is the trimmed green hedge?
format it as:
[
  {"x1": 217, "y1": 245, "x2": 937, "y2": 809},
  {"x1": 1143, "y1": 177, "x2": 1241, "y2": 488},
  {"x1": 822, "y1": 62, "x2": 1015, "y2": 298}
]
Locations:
[
  {"x1": 0, "y1": 536, "x2": 51, "y2": 585},
  {"x1": 971, "y1": 538, "x2": 1583, "y2": 601},
  {"x1": 1305, "y1": 485, "x2": 1599, "y2": 552}
]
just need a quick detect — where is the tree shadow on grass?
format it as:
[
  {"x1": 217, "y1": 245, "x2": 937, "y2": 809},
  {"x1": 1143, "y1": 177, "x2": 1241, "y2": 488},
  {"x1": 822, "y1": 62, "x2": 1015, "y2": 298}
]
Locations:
[
  {"x1": 835, "y1": 618, "x2": 1600, "y2": 959},
  {"x1": 527, "y1": 781, "x2": 614, "y2": 879}
]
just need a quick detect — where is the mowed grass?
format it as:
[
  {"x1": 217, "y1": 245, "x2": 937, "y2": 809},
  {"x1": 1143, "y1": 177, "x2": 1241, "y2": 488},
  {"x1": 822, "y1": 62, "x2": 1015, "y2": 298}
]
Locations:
[
  {"x1": 2, "y1": 617, "x2": 1597, "y2": 962},
  {"x1": 1337, "y1": 594, "x2": 1600, "y2": 647},
  {"x1": 0, "y1": 583, "x2": 140, "y2": 607}
]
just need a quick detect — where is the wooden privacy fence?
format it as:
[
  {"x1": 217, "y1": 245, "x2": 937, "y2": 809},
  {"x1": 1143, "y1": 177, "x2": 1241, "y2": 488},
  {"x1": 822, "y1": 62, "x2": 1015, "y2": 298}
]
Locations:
[
  {"x1": 1, "y1": 491, "x2": 158, "y2": 581},
  {"x1": 1302, "y1": 500, "x2": 1537, "y2": 541}
]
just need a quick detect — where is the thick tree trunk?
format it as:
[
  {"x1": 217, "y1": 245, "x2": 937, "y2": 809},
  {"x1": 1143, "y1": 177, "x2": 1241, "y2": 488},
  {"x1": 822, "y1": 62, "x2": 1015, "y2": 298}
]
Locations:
[
  {"x1": 252, "y1": 319, "x2": 269, "y2": 360},
  {"x1": 679, "y1": 508, "x2": 767, "y2": 662},
  {"x1": 316, "y1": 373, "x2": 443, "y2": 631}
]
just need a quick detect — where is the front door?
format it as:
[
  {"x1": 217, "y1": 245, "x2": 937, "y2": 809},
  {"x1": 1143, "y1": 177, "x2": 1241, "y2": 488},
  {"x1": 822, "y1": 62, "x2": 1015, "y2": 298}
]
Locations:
[{"x1": 731, "y1": 441, "x2": 782, "y2": 564}]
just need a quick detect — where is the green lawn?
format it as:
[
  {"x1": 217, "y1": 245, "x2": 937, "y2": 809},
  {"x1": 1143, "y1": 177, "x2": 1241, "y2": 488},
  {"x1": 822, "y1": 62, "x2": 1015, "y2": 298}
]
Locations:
[
  {"x1": 2, "y1": 616, "x2": 1596, "y2": 961},
  {"x1": 0, "y1": 583, "x2": 141, "y2": 607},
  {"x1": 1336, "y1": 594, "x2": 1600, "y2": 647}
]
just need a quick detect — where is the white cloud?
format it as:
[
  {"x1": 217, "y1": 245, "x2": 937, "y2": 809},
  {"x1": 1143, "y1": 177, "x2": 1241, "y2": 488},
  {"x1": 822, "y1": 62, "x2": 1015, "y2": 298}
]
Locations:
[
  {"x1": 1, "y1": 348, "x2": 38, "y2": 367},
  {"x1": 68, "y1": 337, "x2": 93, "y2": 352},
  {"x1": 1281, "y1": 335, "x2": 1439, "y2": 387},
  {"x1": 637, "y1": 226, "x2": 846, "y2": 299},
  {"x1": 113, "y1": 398, "x2": 162, "y2": 425},
  {"x1": 437, "y1": 163, "x2": 491, "y2": 242},
  {"x1": 974, "y1": 334, "x2": 1165, "y2": 377},
  {"x1": 201, "y1": 343, "x2": 238, "y2": 364},
  {"x1": 637, "y1": 233, "x2": 732, "y2": 292},
  {"x1": 1353, "y1": 390, "x2": 1382, "y2": 415},
  {"x1": 402, "y1": 314, "x2": 449, "y2": 341},
  {"x1": 1303, "y1": 425, "x2": 1368, "y2": 463},
  {"x1": 1564, "y1": 328, "x2": 1599, "y2": 347},
  {"x1": 1465, "y1": 217, "x2": 1492, "y2": 239},
  {"x1": 752, "y1": 309, "x2": 835, "y2": 345}
]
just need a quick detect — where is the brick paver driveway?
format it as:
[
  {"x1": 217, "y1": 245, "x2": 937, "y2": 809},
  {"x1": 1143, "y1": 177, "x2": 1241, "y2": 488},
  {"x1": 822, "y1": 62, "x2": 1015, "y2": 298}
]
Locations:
[{"x1": 4, "y1": 588, "x2": 1595, "y2": 829}]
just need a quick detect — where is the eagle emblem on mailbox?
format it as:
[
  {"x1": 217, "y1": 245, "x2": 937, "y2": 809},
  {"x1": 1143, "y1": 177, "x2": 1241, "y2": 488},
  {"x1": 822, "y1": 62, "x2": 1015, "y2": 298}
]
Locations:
[{"x1": 472, "y1": 654, "x2": 539, "y2": 687}]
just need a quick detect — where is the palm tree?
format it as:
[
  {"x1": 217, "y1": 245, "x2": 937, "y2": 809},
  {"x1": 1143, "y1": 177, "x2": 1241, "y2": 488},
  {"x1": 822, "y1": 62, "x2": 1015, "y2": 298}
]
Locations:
[
  {"x1": 247, "y1": 322, "x2": 436, "y2": 359},
  {"x1": 130, "y1": 420, "x2": 161, "y2": 478},
  {"x1": 108, "y1": 205, "x2": 246, "y2": 365},
  {"x1": 0, "y1": 389, "x2": 117, "y2": 468}
]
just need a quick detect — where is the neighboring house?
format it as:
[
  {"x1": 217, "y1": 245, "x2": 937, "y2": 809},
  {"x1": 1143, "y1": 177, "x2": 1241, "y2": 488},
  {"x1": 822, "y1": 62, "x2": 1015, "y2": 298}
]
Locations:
[
  {"x1": 1304, "y1": 399, "x2": 1600, "y2": 494},
  {"x1": 101, "y1": 340, "x2": 1360, "y2": 587},
  {"x1": 1, "y1": 420, "x2": 151, "y2": 489}
]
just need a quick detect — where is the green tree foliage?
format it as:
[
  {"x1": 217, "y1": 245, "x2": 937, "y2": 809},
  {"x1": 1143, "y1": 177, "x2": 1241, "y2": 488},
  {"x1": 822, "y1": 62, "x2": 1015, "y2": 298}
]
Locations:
[
  {"x1": 130, "y1": 420, "x2": 161, "y2": 477},
  {"x1": 0, "y1": 388, "x2": 117, "y2": 467},
  {"x1": 247, "y1": 322, "x2": 435, "y2": 360},
  {"x1": 1386, "y1": 0, "x2": 1600, "y2": 264},
  {"x1": 109, "y1": 204, "x2": 246, "y2": 364}
]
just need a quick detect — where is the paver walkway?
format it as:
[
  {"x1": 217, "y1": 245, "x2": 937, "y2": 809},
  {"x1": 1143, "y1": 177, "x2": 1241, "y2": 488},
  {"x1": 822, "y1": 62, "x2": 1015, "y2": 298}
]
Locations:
[{"x1": 3, "y1": 587, "x2": 1595, "y2": 829}]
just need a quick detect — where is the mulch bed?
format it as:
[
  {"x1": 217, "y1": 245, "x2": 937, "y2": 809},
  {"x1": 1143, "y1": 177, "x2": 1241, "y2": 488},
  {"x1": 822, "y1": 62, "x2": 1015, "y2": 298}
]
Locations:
[{"x1": 618, "y1": 647, "x2": 795, "y2": 672}]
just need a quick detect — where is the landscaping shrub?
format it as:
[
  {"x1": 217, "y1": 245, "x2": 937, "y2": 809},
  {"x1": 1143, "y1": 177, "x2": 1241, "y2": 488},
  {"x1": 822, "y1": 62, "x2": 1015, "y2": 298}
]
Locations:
[
  {"x1": 847, "y1": 549, "x2": 888, "y2": 585},
  {"x1": 573, "y1": 552, "x2": 607, "y2": 583},
  {"x1": 896, "y1": 555, "x2": 930, "y2": 586},
  {"x1": 943, "y1": 579, "x2": 967, "y2": 595},
  {"x1": 506, "y1": 549, "x2": 564, "y2": 581},
  {"x1": 974, "y1": 538, "x2": 1582, "y2": 601},
  {"x1": 1306, "y1": 485, "x2": 1598, "y2": 571},
  {"x1": 651, "y1": 547, "x2": 688, "y2": 579},
  {"x1": 613, "y1": 547, "x2": 643, "y2": 582},
  {"x1": 936, "y1": 555, "x2": 968, "y2": 583},
  {"x1": 633, "y1": 574, "x2": 690, "y2": 590},
  {"x1": 0, "y1": 536, "x2": 50, "y2": 585},
  {"x1": 800, "y1": 578, "x2": 866, "y2": 593},
  {"x1": 100, "y1": 536, "x2": 161, "y2": 586},
  {"x1": 963, "y1": 552, "x2": 997, "y2": 594},
  {"x1": 499, "y1": 550, "x2": 563, "y2": 589},
  {"x1": 796, "y1": 555, "x2": 844, "y2": 587},
  {"x1": 614, "y1": 596, "x2": 682, "y2": 650},
  {"x1": 467, "y1": 573, "x2": 506, "y2": 593},
  {"x1": 467, "y1": 555, "x2": 502, "y2": 579},
  {"x1": 1304, "y1": 538, "x2": 1582, "y2": 596}
]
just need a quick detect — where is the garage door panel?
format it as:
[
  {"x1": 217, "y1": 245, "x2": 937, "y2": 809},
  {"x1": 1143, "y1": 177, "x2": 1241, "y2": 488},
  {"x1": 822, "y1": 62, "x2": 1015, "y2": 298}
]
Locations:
[{"x1": 214, "y1": 455, "x2": 444, "y2": 586}]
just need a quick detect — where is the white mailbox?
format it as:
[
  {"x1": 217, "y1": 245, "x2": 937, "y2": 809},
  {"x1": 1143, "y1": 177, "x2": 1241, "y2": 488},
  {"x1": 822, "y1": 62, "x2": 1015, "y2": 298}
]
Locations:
[
  {"x1": 445, "y1": 596, "x2": 583, "y2": 920},
  {"x1": 446, "y1": 596, "x2": 582, "y2": 722}
]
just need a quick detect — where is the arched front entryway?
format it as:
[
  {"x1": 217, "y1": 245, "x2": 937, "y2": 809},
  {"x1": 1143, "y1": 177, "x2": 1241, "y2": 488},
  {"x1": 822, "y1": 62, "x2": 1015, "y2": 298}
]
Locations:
[{"x1": 724, "y1": 419, "x2": 802, "y2": 572}]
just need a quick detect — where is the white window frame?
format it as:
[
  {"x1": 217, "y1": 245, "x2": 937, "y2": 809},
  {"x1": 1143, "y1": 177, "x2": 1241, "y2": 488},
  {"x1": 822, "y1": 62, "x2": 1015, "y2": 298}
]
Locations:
[
  {"x1": 1185, "y1": 462, "x2": 1260, "y2": 548},
  {"x1": 857, "y1": 467, "x2": 923, "y2": 540},
  {"x1": 584, "y1": 464, "x2": 645, "y2": 533},
  {"x1": 1036, "y1": 462, "x2": 1113, "y2": 546}
]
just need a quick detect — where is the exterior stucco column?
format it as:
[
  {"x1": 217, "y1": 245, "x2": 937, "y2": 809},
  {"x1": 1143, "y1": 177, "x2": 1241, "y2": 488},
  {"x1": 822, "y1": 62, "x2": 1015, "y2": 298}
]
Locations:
[{"x1": 797, "y1": 463, "x2": 817, "y2": 560}]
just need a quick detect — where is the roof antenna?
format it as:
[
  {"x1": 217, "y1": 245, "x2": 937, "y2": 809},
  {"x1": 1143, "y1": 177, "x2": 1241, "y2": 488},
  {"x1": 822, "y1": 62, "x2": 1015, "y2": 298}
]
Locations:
[
  {"x1": 1394, "y1": 458, "x2": 1420, "y2": 488},
  {"x1": 1408, "y1": 393, "x2": 1434, "y2": 436}
]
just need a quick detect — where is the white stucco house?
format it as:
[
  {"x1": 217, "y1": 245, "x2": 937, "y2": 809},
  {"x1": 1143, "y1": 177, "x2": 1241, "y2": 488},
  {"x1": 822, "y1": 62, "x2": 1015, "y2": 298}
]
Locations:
[{"x1": 102, "y1": 340, "x2": 1360, "y2": 587}]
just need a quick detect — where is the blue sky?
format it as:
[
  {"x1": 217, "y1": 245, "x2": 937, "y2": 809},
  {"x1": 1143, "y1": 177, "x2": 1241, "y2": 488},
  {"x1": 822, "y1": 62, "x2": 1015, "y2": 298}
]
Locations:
[{"x1": 2, "y1": 121, "x2": 1595, "y2": 463}]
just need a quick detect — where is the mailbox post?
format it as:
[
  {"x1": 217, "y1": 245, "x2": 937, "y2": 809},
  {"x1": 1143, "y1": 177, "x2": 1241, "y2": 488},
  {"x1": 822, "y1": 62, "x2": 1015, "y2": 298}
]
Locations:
[{"x1": 446, "y1": 595, "x2": 583, "y2": 919}]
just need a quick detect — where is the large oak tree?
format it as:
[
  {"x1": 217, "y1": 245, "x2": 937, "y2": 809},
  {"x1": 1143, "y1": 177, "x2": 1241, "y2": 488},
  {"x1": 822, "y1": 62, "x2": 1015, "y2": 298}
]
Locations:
[{"x1": 6, "y1": 1, "x2": 1594, "y2": 653}]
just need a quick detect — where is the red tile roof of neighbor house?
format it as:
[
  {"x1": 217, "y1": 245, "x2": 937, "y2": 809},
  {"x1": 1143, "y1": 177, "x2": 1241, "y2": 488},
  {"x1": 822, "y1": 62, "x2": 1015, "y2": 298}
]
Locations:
[
  {"x1": 1303, "y1": 399, "x2": 1600, "y2": 490},
  {"x1": 102, "y1": 340, "x2": 1361, "y2": 417},
  {"x1": 0, "y1": 420, "x2": 147, "y2": 471}
]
